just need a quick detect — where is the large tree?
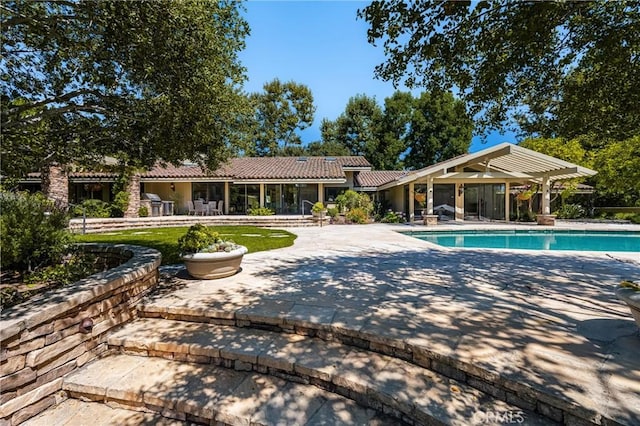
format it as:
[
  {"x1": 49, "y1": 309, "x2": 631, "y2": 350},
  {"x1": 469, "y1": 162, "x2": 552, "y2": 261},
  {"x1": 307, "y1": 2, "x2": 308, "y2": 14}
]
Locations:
[
  {"x1": 404, "y1": 91, "x2": 473, "y2": 169},
  {"x1": 1, "y1": 0, "x2": 251, "y2": 179},
  {"x1": 246, "y1": 79, "x2": 315, "y2": 156},
  {"x1": 358, "y1": 1, "x2": 640, "y2": 139},
  {"x1": 328, "y1": 94, "x2": 383, "y2": 159},
  {"x1": 376, "y1": 91, "x2": 413, "y2": 170},
  {"x1": 593, "y1": 136, "x2": 640, "y2": 206}
]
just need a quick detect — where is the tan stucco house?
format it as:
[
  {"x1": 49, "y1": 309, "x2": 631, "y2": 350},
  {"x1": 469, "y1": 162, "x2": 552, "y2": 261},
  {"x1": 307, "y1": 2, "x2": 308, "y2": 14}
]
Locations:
[{"x1": 21, "y1": 143, "x2": 596, "y2": 221}]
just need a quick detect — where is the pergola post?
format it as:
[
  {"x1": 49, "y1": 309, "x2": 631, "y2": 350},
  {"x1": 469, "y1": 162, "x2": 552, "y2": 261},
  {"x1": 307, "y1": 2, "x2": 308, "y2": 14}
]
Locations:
[
  {"x1": 504, "y1": 182, "x2": 510, "y2": 222},
  {"x1": 455, "y1": 182, "x2": 464, "y2": 221},
  {"x1": 542, "y1": 175, "x2": 551, "y2": 215},
  {"x1": 426, "y1": 178, "x2": 434, "y2": 215},
  {"x1": 408, "y1": 182, "x2": 415, "y2": 221}
]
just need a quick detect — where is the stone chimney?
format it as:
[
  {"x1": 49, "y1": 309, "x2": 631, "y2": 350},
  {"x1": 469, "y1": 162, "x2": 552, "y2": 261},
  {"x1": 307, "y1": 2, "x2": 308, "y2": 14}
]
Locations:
[{"x1": 41, "y1": 163, "x2": 69, "y2": 208}]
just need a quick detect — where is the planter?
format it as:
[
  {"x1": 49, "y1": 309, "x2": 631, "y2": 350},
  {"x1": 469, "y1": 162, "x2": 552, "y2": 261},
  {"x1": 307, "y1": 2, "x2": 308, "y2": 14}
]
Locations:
[
  {"x1": 616, "y1": 285, "x2": 640, "y2": 329},
  {"x1": 182, "y1": 246, "x2": 248, "y2": 279},
  {"x1": 312, "y1": 210, "x2": 327, "y2": 221},
  {"x1": 537, "y1": 214, "x2": 556, "y2": 226},
  {"x1": 423, "y1": 214, "x2": 438, "y2": 226}
]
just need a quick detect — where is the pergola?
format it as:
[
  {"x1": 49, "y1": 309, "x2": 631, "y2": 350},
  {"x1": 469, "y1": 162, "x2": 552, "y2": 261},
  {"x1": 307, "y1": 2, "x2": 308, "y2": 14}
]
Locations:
[{"x1": 378, "y1": 143, "x2": 597, "y2": 221}]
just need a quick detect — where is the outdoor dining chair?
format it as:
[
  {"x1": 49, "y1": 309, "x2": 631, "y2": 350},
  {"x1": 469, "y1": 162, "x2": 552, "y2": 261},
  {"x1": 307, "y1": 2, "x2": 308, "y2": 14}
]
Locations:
[{"x1": 194, "y1": 199, "x2": 206, "y2": 216}]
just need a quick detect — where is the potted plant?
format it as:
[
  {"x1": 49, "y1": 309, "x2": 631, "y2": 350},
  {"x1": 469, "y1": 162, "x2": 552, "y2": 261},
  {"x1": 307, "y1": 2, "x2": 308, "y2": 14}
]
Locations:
[
  {"x1": 311, "y1": 201, "x2": 326, "y2": 219},
  {"x1": 178, "y1": 224, "x2": 247, "y2": 279},
  {"x1": 616, "y1": 280, "x2": 640, "y2": 329}
]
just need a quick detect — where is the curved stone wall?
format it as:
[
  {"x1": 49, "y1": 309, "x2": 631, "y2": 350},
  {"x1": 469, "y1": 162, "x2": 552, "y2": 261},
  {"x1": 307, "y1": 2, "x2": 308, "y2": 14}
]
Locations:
[{"x1": 0, "y1": 244, "x2": 161, "y2": 425}]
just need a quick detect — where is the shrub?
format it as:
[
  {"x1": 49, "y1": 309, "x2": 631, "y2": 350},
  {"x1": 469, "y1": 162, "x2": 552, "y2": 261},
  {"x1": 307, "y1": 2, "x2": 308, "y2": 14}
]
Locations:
[
  {"x1": 554, "y1": 203, "x2": 586, "y2": 219},
  {"x1": 336, "y1": 190, "x2": 373, "y2": 214},
  {"x1": 613, "y1": 213, "x2": 640, "y2": 224},
  {"x1": 110, "y1": 191, "x2": 130, "y2": 217},
  {"x1": 25, "y1": 251, "x2": 101, "y2": 288},
  {"x1": 177, "y1": 224, "x2": 220, "y2": 254},
  {"x1": 73, "y1": 199, "x2": 111, "y2": 218},
  {"x1": 248, "y1": 207, "x2": 275, "y2": 216},
  {"x1": 138, "y1": 206, "x2": 149, "y2": 217},
  {"x1": 380, "y1": 211, "x2": 402, "y2": 223},
  {"x1": 346, "y1": 207, "x2": 369, "y2": 224},
  {"x1": 1, "y1": 191, "x2": 72, "y2": 273},
  {"x1": 326, "y1": 207, "x2": 339, "y2": 218},
  {"x1": 311, "y1": 201, "x2": 325, "y2": 214}
]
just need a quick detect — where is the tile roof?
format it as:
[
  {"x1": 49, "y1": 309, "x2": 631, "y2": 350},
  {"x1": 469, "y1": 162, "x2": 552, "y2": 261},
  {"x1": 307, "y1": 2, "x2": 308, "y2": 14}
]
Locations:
[
  {"x1": 25, "y1": 156, "x2": 373, "y2": 182},
  {"x1": 145, "y1": 156, "x2": 371, "y2": 180},
  {"x1": 354, "y1": 170, "x2": 409, "y2": 187}
]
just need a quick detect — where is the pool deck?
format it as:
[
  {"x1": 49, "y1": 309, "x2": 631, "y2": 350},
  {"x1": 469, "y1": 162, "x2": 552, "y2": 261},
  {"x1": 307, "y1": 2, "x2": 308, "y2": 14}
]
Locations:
[{"x1": 144, "y1": 221, "x2": 640, "y2": 424}]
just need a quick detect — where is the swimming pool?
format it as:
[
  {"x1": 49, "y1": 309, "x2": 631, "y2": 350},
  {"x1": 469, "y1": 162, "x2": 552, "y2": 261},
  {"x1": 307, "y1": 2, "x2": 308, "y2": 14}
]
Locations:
[{"x1": 406, "y1": 230, "x2": 640, "y2": 252}]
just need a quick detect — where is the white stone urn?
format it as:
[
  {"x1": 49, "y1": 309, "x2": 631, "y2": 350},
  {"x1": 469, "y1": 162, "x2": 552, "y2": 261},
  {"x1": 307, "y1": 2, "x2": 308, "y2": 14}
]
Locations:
[
  {"x1": 182, "y1": 246, "x2": 248, "y2": 279},
  {"x1": 616, "y1": 284, "x2": 640, "y2": 329}
]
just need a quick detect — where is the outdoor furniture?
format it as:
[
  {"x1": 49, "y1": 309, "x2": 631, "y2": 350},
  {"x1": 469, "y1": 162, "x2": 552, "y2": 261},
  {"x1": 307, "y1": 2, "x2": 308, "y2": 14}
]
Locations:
[
  {"x1": 206, "y1": 200, "x2": 217, "y2": 215},
  {"x1": 194, "y1": 199, "x2": 206, "y2": 216},
  {"x1": 187, "y1": 200, "x2": 196, "y2": 215},
  {"x1": 209, "y1": 200, "x2": 224, "y2": 215}
]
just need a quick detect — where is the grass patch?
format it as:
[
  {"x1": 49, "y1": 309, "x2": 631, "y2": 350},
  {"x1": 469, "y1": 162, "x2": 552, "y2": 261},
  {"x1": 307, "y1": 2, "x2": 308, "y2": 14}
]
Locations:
[{"x1": 75, "y1": 226, "x2": 297, "y2": 264}]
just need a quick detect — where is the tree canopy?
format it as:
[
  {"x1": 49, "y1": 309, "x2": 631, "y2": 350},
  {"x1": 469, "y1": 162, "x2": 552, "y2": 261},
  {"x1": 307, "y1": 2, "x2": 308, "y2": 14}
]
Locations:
[
  {"x1": 244, "y1": 79, "x2": 315, "y2": 156},
  {"x1": 321, "y1": 91, "x2": 472, "y2": 170},
  {"x1": 1, "y1": 0, "x2": 251, "y2": 179},
  {"x1": 358, "y1": 1, "x2": 640, "y2": 139},
  {"x1": 404, "y1": 91, "x2": 473, "y2": 169}
]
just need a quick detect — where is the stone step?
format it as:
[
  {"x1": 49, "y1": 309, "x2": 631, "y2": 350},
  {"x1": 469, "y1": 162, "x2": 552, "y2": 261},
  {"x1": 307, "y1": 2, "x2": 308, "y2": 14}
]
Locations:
[
  {"x1": 104, "y1": 318, "x2": 550, "y2": 426},
  {"x1": 43, "y1": 354, "x2": 394, "y2": 425},
  {"x1": 69, "y1": 216, "x2": 325, "y2": 233},
  {"x1": 22, "y1": 399, "x2": 184, "y2": 426}
]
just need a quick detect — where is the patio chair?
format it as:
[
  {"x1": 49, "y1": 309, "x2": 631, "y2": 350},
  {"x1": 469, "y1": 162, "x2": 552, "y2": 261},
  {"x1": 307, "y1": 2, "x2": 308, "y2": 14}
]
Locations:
[
  {"x1": 207, "y1": 200, "x2": 218, "y2": 215},
  {"x1": 213, "y1": 200, "x2": 223, "y2": 215},
  {"x1": 187, "y1": 200, "x2": 196, "y2": 216},
  {"x1": 194, "y1": 199, "x2": 206, "y2": 216}
]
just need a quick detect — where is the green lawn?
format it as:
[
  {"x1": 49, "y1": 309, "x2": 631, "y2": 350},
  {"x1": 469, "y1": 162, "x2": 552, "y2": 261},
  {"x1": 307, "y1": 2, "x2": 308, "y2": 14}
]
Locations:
[{"x1": 75, "y1": 226, "x2": 297, "y2": 264}]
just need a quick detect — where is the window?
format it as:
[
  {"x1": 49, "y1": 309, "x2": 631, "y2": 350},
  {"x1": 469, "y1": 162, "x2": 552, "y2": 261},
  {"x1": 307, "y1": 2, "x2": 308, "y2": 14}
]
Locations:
[
  {"x1": 192, "y1": 182, "x2": 224, "y2": 202},
  {"x1": 324, "y1": 186, "x2": 348, "y2": 202}
]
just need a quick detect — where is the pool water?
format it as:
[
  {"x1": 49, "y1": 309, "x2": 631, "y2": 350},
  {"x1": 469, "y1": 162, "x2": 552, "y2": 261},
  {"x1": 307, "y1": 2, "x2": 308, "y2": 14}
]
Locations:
[{"x1": 407, "y1": 230, "x2": 640, "y2": 252}]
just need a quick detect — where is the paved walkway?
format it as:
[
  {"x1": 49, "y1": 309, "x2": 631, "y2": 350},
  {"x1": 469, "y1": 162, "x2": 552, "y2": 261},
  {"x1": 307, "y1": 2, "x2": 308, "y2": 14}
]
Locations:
[{"x1": 148, "y1": 223, "x2": 640, "y2": 425}]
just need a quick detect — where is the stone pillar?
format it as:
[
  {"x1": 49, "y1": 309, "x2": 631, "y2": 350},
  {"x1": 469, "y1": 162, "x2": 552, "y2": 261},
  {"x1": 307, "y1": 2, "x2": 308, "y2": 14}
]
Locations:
[
  {"x1": 123, "y1": 174, "x2": 141, "y2": 218},
  {"x1": 41, "y1": 163, "x2": 69, "y2": 208}
]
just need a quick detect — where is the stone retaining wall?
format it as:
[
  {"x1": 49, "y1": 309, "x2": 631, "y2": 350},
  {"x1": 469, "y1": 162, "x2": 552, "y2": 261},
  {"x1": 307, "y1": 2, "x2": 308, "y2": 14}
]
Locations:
[{"x1": 0, "y1": 244, "x2": 161, "y2": 425}]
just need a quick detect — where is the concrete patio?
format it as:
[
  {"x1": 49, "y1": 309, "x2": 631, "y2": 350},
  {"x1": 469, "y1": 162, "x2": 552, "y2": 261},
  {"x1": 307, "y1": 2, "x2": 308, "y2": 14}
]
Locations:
[
  {"x1": 143, "y1": 222, "x2": 640, "y2": 424},
  {"x1": 24, "y1": 222, "x2": 640, "y2": 425}
]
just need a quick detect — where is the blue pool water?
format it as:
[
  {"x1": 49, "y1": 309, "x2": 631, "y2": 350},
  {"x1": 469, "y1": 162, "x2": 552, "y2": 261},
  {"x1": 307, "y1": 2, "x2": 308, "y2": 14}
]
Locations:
[{"x1": 407, "y1": 230, "x2": 640, "y2": 252}]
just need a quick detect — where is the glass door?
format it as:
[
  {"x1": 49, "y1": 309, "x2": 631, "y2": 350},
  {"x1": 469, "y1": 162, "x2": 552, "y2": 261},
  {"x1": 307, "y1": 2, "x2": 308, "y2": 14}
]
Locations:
[{"x1": 463, "y1": 184, "x2": 506, "y2": 221}]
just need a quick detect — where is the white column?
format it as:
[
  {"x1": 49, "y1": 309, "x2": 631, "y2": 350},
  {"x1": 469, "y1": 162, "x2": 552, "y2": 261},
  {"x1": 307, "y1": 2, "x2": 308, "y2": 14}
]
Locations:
[
  {"x1": 504, "y1": 182, "x2": 510, "y2": 222},
  {"x1": 408, "y1": 182, "x2": 415, "y2": 221},
  {"x1": 259, "y1": 183, "x2": 265, "y2": 207},
  {"x1": 455, "y1": 182, "x2": 464, "y2": 221},
  {"x1": 426, "y1": 178, "x2": 434, "y2": 215},
  {"x1": 542, "y1": 176, "x2": 551, "y2": 215},
  {"x1": 224, "y1": 182, "x2": 230, "y2": 214},
  {"x1": 318, "y1": 183, "x2": 324, "y2": 203}
]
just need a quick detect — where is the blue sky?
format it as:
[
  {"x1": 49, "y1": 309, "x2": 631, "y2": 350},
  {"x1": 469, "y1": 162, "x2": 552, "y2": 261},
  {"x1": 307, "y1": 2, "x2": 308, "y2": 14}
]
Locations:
[{"x1": 239, "y1": 1, "x2": 516, "y2": 153}]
